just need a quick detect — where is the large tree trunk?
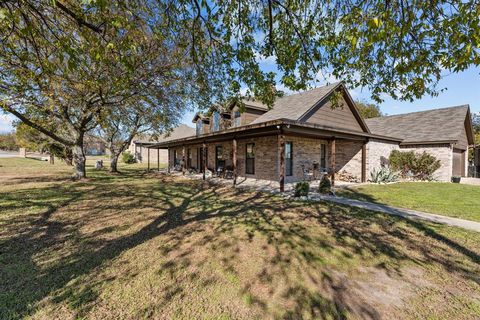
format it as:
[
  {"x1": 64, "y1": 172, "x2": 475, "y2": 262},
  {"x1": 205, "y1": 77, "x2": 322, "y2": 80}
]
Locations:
[
  {"x1": 72, "y1": 144, "x2": 86, "y2": 179},
  {"x1": 64, "y1": 147, "x2": 73, "y2": 166},
  {"x1": 110, "y1": 152, "x2": 120, "y2": 173}
]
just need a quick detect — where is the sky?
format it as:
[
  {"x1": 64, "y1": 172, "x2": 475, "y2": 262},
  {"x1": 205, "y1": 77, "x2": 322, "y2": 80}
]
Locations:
[
  {"x1": 178, "y1": 65, "x2": 480, "y2": 127},
  {"x1": 1, "y1": 65, "x2": 479, "y2": 133}
]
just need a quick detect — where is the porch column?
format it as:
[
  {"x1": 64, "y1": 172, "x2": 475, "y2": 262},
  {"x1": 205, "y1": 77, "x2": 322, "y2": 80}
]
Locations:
[
  {"x1": 233, "y1": 138, "x2": 237, "y2": 185},
  {"x1": 361, "y1": 141, "x2": 367, "y2": 183},
  {"x1": 147, "y1": 147, "x2": 150, "y2": 171},
  {"x1": 202, "y1": 142, "x2": 207, "y2": 180},
  {"x1": 330, "y1": 138, "x2": 336, "y2": 186},
  {"x1": 157, "y1": 148, "x2": 160, "y2": 171},
  {"x1": 279, "y1": 134, "x2": 285, "y2": 192},
  {"x1": 167, "y1": 148, "x2": 171, "y2": 173},
  {"x1": 182, "y1": 145, "x2": 186, "y2": 175}
]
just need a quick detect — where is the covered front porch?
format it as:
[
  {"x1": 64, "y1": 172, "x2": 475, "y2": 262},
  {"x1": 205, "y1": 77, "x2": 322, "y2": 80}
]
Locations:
[{"x1": 145, "y1": 119, "x2": 396, "y2": 192}]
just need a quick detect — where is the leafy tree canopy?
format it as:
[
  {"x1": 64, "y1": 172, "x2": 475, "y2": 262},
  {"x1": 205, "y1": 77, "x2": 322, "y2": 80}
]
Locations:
[
  {"x1": 355, "y1": 100, "x2": 384, "y2": 119},
  {"x1": 472, "y1": 113, "x2": 480, "y2": 145},
  {"x1": 1, "y1": 0, "x2": 479, "y2": 177},
  {"x1": 0, "y1": 132, "x2": 18, "y2": 151}
]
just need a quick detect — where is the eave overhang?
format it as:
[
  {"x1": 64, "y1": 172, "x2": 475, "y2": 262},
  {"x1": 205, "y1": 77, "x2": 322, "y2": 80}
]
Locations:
[{"x1": 148, "y1": 119, "x2": 402, "y2": 149}]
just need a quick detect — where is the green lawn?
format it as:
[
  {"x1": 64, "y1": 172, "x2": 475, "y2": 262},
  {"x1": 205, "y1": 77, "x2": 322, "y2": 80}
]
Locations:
[
  {"x1": 337, "y1": 182, "x2": 480, "y2": 222},
  {"x1": 1, "y1": 158, "x2": 479, "y2": 319}
]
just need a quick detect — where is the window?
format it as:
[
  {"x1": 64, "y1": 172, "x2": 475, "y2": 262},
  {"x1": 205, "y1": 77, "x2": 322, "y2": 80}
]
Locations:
[
  {"x1": 320, "y1": 144, "x2": 328, "y2": 170},
  {"x1": 212, "y1": 111, "x2": 220, "y2": 132},
  {"x1": 216, "y1": 146, "x2": 224, "y2": 171},
  {"x1": 245, "y1": 143, "x2": 255, "y2": 174},
  {"x1": 234, "y1": 111, "x2": 241, "y2": 127},
  {"x1": 196, "y1": 121, "x2": 203, "y2": 135},
  {"x1": 285, "y1": 142, "x2": 293, "y2": 176},
  {"x1": 187, "y1": 148, "x2": 192, "y2": 168}
]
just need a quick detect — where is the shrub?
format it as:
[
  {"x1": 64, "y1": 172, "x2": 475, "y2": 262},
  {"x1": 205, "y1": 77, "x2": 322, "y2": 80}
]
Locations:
[
  {"x1": 294, "y1": 181, "x2": 310, "y2": 197},
  {"x1": 389, "y1": 150, "x2": 440, "y2": 180},
  {"x1": 369, "y1": 167, "x2": 399, "y2": 183},
  {"x1": 318, "y1": 175, "x2": 332, "y2": 194},
  {"x1": 121, "y1": 152, "x2": 136, "y2": 164}
]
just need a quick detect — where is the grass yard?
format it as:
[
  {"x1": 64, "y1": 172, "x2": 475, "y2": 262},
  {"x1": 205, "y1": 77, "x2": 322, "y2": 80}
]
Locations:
[
  {"x1": 1, "y1": 158, "x2": 480, "y2": 319},
  {"x1": 337, "y1": 182, "x2": 480, "y2": 223}
]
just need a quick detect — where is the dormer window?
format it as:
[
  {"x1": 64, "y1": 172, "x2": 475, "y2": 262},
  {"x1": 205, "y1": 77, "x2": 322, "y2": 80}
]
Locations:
[
  {"x1": 212, "y1": 111, "x2": 220, "y2": 132},
  {"x1": 234, "y1": 111, "x2": 241, "y2": 127},
  {"x1": 196, "y1": 121, "x2": 203, "y2": 135}
]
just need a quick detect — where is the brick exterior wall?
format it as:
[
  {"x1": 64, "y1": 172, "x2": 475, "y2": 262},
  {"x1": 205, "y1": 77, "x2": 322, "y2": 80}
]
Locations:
[
  {"x1": 165, "y1": 137, "x2": 458, "y2": 183},
  {"x1": 335, "y1": 140, "x2": 364, "y2": 180},
  {"x1": 366, "y1": 139, "x2": 400, "y2": 178},
  {"x1": 400, "y1": 144, "x2": 453, "y2": 181},
  {"x1": 167, "y1": 135, "x2": 366, "y2": 183}
]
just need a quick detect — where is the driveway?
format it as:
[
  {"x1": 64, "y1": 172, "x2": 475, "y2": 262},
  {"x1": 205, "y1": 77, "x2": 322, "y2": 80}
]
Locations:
[{"x1": 0, "y1": 150, "x2": 19, "y2": 158}]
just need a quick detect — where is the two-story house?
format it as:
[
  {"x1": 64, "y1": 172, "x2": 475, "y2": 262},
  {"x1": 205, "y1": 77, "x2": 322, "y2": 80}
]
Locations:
[{"x1": 148, "y1": 82, "x2": 474, "y2": 191}]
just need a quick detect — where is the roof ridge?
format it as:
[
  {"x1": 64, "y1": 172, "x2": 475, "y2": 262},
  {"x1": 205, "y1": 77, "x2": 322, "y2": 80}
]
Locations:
[
  {"x1": 366, "y1": 104, "x2": 469, "y2": 121},
  {"x1": 278, "y1": 81, "x2": 342, "y2": 101}
]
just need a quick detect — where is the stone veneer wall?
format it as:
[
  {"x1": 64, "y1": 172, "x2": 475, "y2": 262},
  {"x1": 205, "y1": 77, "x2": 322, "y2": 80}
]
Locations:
[
  {"x1": 366, "y1": 139, "x2": 400, "y2": 178},
  {"x1": 399, "y1": 144, "x2": 453, "y2": 181}
]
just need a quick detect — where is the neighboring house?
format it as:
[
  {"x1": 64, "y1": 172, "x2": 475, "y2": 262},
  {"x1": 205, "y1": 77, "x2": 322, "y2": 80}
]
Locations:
[
  {"x1": 128, "y1": 124, "x2": 196, "y2": 164},
  {"x1": 84, "y1": 135, "x2": 107, "y2": 156},
  {"x1": 147, "y1": 82, "x2": 475, "y2": 190}
]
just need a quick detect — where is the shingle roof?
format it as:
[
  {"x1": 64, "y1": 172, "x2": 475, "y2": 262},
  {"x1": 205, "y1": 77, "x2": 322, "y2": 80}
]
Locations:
[
  {"x1": 365, "y1": 105, "x2": 470, "y2": 143},
  {"x1": 135, "y1": 124, "x2": 195, "y2": 144},
  {"x1": 242, "y1": 99, "x2": 269, "y2": 111},
  {"x1": 250, "y1": 82, "x2": 342, "y2": 124}
]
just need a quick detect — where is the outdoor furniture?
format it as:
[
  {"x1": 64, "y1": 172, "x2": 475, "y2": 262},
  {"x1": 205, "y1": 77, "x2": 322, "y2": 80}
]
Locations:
[
  {"x1": 216, "y1": 161, "x2": 225, "y2": 177},
  {"x1": 224, "y1": 165, "x2": 234, "y2": 179},
  {"x1": 301, "y1": 164, "x2": 314, "y2": 181}
]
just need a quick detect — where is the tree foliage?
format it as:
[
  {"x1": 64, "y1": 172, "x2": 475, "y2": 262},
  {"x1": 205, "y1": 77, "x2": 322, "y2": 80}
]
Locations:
[
  {"x1": 0, "y1": 132, "x2": 18, "y2": 151},
  {"x1": 0, "y1": 1, "x2": 201, "y2": 178},
  {"x1": 1, "y1": 0, "x2": 479, "y2": 178},
  {"x1": 15, "y1": 122, "x2": 73, "y2": 165},
  {"x1": 355, "y1": 100, "x2": 384, "y2": 119},
  {"x1": 473, "y1": 112, "x2": 480, "y2": 145}
]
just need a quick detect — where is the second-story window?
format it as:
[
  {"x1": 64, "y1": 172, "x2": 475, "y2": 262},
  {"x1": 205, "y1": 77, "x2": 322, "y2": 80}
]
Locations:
[
  {"x1": 234, "y1": 111, "x2": 241, "y2": 127},
  {"x1": 196, "y1": 121, "x2": 203, "y2": 135},
  {"x1": 212, "y1": 111, "x2": 220, "y2": 132}
]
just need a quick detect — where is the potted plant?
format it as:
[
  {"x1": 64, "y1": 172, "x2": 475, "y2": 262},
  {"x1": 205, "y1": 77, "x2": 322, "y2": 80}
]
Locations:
[{"x1": 451, "y1": 176, "x2": 461, "y2": 183}]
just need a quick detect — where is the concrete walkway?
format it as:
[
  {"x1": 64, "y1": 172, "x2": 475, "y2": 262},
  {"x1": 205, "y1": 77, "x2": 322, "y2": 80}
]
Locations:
[
  {"x1": 312, "y1": 194, "x2": 480, "y2": 233},
  {"x1": 163, "y1": 171, "x2": 480, "y2": 232}
]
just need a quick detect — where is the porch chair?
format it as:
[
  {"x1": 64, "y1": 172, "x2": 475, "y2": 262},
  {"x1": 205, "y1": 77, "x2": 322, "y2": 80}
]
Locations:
[{"x1": 216, "y1": 160, "x2": 226, "y2": 177}]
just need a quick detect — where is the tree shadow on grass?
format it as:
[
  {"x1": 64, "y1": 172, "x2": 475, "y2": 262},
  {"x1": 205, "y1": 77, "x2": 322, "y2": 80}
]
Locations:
[{"x1": 0, "y1": 171, "x2": 479, "y2": 319}]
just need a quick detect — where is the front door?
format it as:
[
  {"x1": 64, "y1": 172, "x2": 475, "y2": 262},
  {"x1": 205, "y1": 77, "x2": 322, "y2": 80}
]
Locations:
[{"x1": 452, "y1": 149, "x2": 466, "y2": 177}]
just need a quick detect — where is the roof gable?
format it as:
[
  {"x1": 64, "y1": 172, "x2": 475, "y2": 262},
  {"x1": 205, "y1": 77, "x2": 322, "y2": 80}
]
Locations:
[
  {"x1": 365, "y1": 105, "x2": 474, "y2": 145},
  {"x1": 250, "y1": 82, "x2": 342, "y2": 124},
  {"x1": 250, "y1": 82, "x2": 369, "y2": 133}
]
